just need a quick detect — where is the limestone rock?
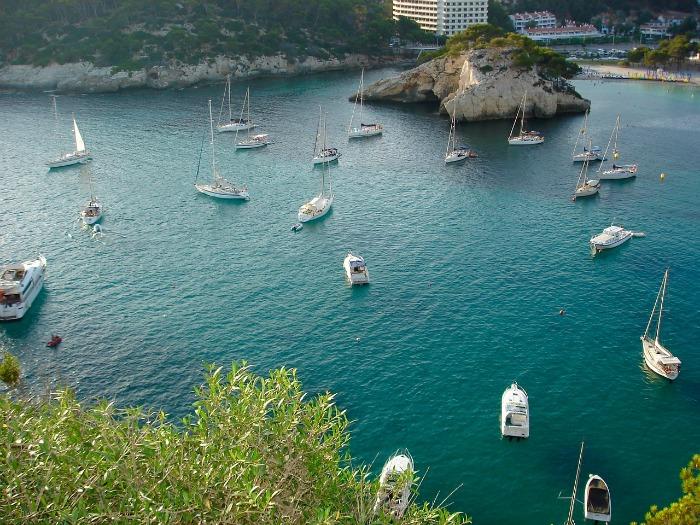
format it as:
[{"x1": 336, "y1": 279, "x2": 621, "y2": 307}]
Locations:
[{"x1": 361, "y1": 47, "x2": 589, "y2": 121}]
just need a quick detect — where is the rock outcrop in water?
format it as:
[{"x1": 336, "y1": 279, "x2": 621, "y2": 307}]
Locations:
[
  {"x1": 360, "y1": 47, "x2": 589, "y2": 121},
  {"x1": 0, "y1": 54, "x2": 402, "y2": 93}
]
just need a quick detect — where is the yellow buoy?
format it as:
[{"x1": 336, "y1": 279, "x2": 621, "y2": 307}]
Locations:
[{"x1": 660, "y1": 173, "x2": 666, "y2": 182}]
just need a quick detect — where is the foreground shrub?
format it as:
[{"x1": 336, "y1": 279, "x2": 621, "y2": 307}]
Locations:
[
  {"x1": 0, "y1": 351, "x2": 20, "y2": 386},
  {"x1": 0, "y1": 363, "x2": 469, "y2": 524}
]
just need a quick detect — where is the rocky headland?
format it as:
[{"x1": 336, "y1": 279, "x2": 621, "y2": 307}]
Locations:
[{"x1": 359, "y1": 47, "x2": 590, "y2": 121}]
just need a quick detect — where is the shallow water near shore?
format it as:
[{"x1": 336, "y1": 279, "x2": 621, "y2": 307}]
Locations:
[{"x1": 1, "y1": 70, "x2": 699, "y2": 524}]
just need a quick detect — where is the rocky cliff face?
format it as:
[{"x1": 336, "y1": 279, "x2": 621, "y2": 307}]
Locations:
[
  {"x1": 0, "y1": 54, "x2": 397, "y2": 93},
  {"x1": 361, "y1": 48, "x2": 589, "y2": 121}
]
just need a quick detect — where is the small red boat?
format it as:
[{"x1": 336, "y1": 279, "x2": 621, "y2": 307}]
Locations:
[{"x1": 47, "y1": 335, "x2": 62, "y2": 348}]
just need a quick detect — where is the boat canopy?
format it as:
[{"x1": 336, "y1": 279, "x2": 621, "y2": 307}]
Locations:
[
  {"x1": 659, "y1": 356, "x2": 681, "y2": 365},
  {"x1": 348, "y1": 257, "x2": 365, "y2": 269}
]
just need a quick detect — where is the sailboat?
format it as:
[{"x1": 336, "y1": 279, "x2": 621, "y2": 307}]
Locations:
[
  {"x1": 298, "y1": 118, "x2": 333, "y2": 222},
  {"x1": 312, "y1": 107, "x2": 340, "y2": 165},
  {"x1": 80, "y1": 172, "x2": 103, "y2": 225},
  {"x1": 195, "y1": 99, "x2": 250, "y2": 200},
  {"x1": 597, "y1": 115, "x2": 637, "y2": 180},
  {"x1": 348, "y1": 68, "x2": 383, "y2": 139},
  {"x1": 572, "y1": 110, "x2": 603, "y2": 162},
  {"x1": 641, "y1": 269, "x2": 681, "y2": 380},
  {"x1": 47, "y1": 98, "x2": 91, "y2": 168},
  {"x1": 445, "y1": 109, "x2": 477, "y2": 163},
  {"x1": 508, "y1": 92, "x2": 544, "y2": 145},
  {"x1": 234, "y1": 88, "x2": 270, "y2": 149},
  {"x1": 572, "y1": 140, "x2": 601, "y2": 200},
  {"x1": 217, "y1": 78, "x2": 256, "y2": 133}
]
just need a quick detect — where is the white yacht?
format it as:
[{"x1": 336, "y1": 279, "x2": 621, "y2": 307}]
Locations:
[
  {"x1": 313, "y1": 107, "x2": 340, "y2": 165},
  {"x1": 572, "y1": 141, "x2": 601, "y2": 200},
  {"x1": 195, "y1": 100, "x2": 250, "y2": 200},
  {"x1": 343, "y1": 253, "x2": 369, "y2": 285},
  {"x1": 641, "y1": 269, "x2": 681, "y2": 380},
  {"x1": 348, "y1": 69, "x2": 383, "y2": 139},
  {"x1": 589, "y1": 224, "x2": 632, "y2": 254},
  {"x1": 500, "y1": 382, "x2": 529, "y2": 439},
  {"x1": 236, "y1": 133, "x2": 270, "y2": 149},
  {"x1": 597, "y1": 115, "x2": 637, "y2": 180},
  {"x1": 0, "y1": 256, "x2": 47, "y2": 321},
  {"x1": 571, "y1": 110, "x2": 603, "y2": 162},
  {"x1": 217, "y1": 79, "x2": 256, "y2": 133},
  {"x1": 298, "y1": 155, "x2": 333, "y2": 223},
  {"x1": 234, "y1": 89, "x2": 269, "y2": 148},
  {"x1": 313, "y1": 147, "x2": 339, "y2": 164},
  {"x1": 373, "y1": 451, "x2": 413, "y2": 519},
  {"x1": 584, "y1": 475, "x2": 612, "y2": 522},
  {"x1": 47, "y1": 98, "x2": 91, "y2": 168},
  {"x1": 508, "y1": 92, "x2": 544, "y2": 145},
  {"x1": 445, "y1": 109, "x2": 477, "y2": 163},
  {"x1": 80, "y1": 196, "x2": 103, "y2": 225}
]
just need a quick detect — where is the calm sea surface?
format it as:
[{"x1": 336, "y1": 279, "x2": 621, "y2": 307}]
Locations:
[{"x1": 1, "y1": 70, "x2": 699, "y2": 524}]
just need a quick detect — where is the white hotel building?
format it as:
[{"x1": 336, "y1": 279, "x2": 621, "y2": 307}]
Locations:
[{"x1": 393, "y1": 1, "x2": 489, "y2": 36}]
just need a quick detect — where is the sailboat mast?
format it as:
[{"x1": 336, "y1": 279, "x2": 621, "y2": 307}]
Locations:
[
  {"x1": 359, "y1": 68, "x2": 364, "y2": 125},
  {"x1": 321, "y1": 114, "x2": 327, "y2": 195},
  {"x1": 447, "y1": 110, "x2": 456, "y2": 157},
  {"x1": 313, "y1": 106, "x2": 321, "y2": 157},
  {"x1": 597, "y1": 115, "x2": 617, "y2": 174},
  {"x1": 208, "y1": 99, "x2": 216, "y2": 177},
  {"x1": 655, "y1": 269, "x2": 668, "y2": 343},
  {"x1": 246, "y1": 88, "x2": 252, "y2": 140},
  {"x1": 565, "y1": 442, "x2": 585, "y2": 525},
  {"x1": 643, "y1": 271, "x2": 665, "y2": 339},
  {"x1": 520, "y1": 92, "x2": 526, "y2": 135},
  {"x1": 573, "y1": 110, "x2": 588, "y2": 157},
  {"x1": 227, "y1": 76, "x2": 232, "y2": 123}
]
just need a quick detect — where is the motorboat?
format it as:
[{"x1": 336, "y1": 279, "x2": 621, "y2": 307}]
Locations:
[
  {"x1": 297, "y1": 194, "x2": 333, "y2": 223},
  {"x1": 508, "y1": 92, "x2": 544, "y2": 145},
  {"x1": 598, "y1": 163, "x2": 637, "y2": 180},
  {"x1": 641, "y1": 269, "x2": 681, "y2": 380},
  {"x1": 236, "y1": 133, "x2": 270, "y2": 149},
  {"x1": 313, "y1": 147, "x2": 340, "y2": 165},
  {"x1": 47, "y1": 100, "x2": 91, "y2": 168},
  {"x1": 80, "y1": 197, "x2": 103, "y2": 225},
  {"x1": 589, "y1": 225, "x2": 632, "y2": 254},
  {"x1": 195, "y1": 99, "x2": 250, "y2": 200},
  {"x1": 0, "y1": 256, "x2": 47, "y2": 321},
  {"x1": 216, "y1": 79, "x2": 256, "y2": 133},
  {"x1": 47, "y1": 335, "x2": 63, "y2": 348},
  {"x1": 373, "y1": 451, "x2": 414, "y2": 519},
  {"x1": 584, "y1": 475, "x2": 612, "y2": 522},
  {"x1": 500, "y1": 382, "x2": 529, "y2": 438},
  {"x1": 343, "y1": 253, "x2": 369, "y2": 285},
  {"x1": 348, "y1": 69, "x2": 383, "y2": 139}
]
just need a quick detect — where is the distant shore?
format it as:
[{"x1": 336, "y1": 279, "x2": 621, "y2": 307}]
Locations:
[{"x1": 576, "y1": 63, "x2": 699, "y2": 86}]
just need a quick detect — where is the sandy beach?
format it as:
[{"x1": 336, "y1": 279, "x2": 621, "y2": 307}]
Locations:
[{"x1": 578, "y1": 63, "x2": 700, "y2": 86}]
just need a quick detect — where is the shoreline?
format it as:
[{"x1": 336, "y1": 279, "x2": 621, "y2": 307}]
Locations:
[{"x1": 576, "y1": 63, "x2": 699, "y2": 86}]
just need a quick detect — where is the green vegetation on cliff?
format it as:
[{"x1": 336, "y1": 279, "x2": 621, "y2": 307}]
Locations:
[
  {"x1": 0, "y1": 363, "x2": 470, "y2": 524},
  {"x1": 0, "y1": 0, "x2": 414, "y2": 69},
  {"x1": 419, "y1": 24, "x2": 580, "y2": 80}
]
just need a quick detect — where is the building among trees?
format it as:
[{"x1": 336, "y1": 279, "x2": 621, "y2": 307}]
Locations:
[{"x1": 392, "y1": 0, "x2": 489, "y2": 36}]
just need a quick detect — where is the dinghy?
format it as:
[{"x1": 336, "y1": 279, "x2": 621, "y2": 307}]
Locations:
[
  {"x1": 500, "y1": 382, "x2": 529, "y2": 438},
  {"x1": 584, "y1": 474, "x2": 612, "y2": 522},
  {"x1": 641, "y1": 269, "x2": 681, "y2": 380},
  {"x1": 373, "y1": 451, "x2": 413, "y2": 519}
]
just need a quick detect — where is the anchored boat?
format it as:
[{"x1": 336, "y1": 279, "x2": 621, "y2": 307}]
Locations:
[
  {"x1": 373, "y1": 450, "x2": 413, "y2": 519},
  {"x1": 343, "y1": 253, "x2": 369, "y2": 285},
  {"x1": 571, "y1": 110, "x2": 603, "y2": 162},
  {"x1": 641, "y1": 269, "x2": 681, "y2": 380},
  {"x1": 584, "y1": 474, "x2": 612, "y2": 522},
  {"x1": 298, "y1": 117, "x2": 333, "y2": 223},
  {"x1": 47, "y1": 97, "x2": 91, "y2": 168},
  {"x1": 445, "y1": 108, "x2": 477, "y2": 163},
  {"x1": 217, "y1": 79, "x2": 256, "y2": 133},
  {"x1": 0, "y1": 256, "x2": 47, "y2": 321},
  {"x1": 508, "y1": 91, "x2": 544, "y2": 145},
  {"x1": 348, "y1": 69, "x2": 383, "y2": 139},
  {"x1": 501, "y1": 382, "x2": 529, "y2": 439},
  {"x1": 313, "y1": 107, "x2": 340, "y2": 165},
  {"x1": 589, "y1": 224, "x2": 633, "y2": 253},
  {"x1": 572, "y1": 140, "x2": 601, "y2": 200},
  {"x1": 234, "y1": 89, "x2": 269, "y2": 149},
  {"x1": 597, "y1": 115, "x2": 637, "y2": 180}
]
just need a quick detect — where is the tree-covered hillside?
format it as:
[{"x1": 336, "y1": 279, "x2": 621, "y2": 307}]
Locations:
[{"x1": 0, "y1": 0, "x2": 413, "y2": 69}]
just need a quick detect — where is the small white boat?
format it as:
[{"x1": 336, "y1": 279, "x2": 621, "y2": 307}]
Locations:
[
  {"x1": 343, "y1": 253, "x2": 369, "y2": 285},
  {"x1": 312, "y1": 107, "x2": 340, "y2": 164},
  {"x1": 572, "y1": 144, "x2": 600, "y2": 200},
  {"x1": 589, "y1": 224, "x2": 632, "y2": 254},
  {"x1": 571, "y1": 111, "x2": 603, "y2": 162},
  {"x1": 80, "y1": 196, "x2": 103, "y2": 225},
  {"x1": 291, "y1": 223, "x2": 303, "y2": 232},
  {"x1": 508, "y1": 92, "x2": 544, "y2": 145},
  {"x1": 641, "y1": 269, "x2": 681, "y2": 380},
  {"x1": 196, "y1": 100, "x2": 250, "y2": 200},
  {"x1": 500, "y1": 382, "x2": 529, "y2": 439},
  {"x1": 298, "y1": 150, "x2": 333, "y2": 223},
  {"x1": 597, "y1": 115, "x2": 637, "y2": 180},
  {"x1": 236, "y1": 133, "x2": 270, "y2": 149},
  {"x1": 47, "y1": 97, "x2": 91, "y2": 168},
  {"x1": 445, "y1": 110, "x2": 477, "y2": 163},
  {"x1": 584, "y1": 475, "x2": 612, "y2": 522},
  {"x1": 373, "y1": 451, "x2": 414, "y2": 519},
  {"x1": 348, "y1": 69, "x2": 383, "y2": 139},
  {"x1": 216, "y1": 79, "x2": 256, "y2": 133},
  {"x1": 0, "y1": 256, "x2": 47, "y2": 321}
]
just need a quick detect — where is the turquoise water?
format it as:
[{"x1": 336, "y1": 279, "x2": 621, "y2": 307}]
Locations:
[{"x1": 1, "y1": 71, "x2": 699, "y2": 524}]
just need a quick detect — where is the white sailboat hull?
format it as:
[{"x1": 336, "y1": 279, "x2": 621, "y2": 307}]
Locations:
[
  {"x1": 598, "y1": 166, "x2": 637, "y2": 180},
  {"x1": 574, "y1": 182, "x2": 600, "y2": 198},
  {"x1": 349, "y1": 126, "x2": 382, "y2": 138},
  {"x1": 572, "y1": 153, "x2": 602, "y2": 162},
  {"x1": 47, "y1": 151, "x2": 91, "y2": 168},
  {"x1": 217, "y1": 122, "x2": 256, "y2": 133},
  {"x1": 195, "y1": 183, "x2": 249, "y2": 200},
  {"x1": 508, "y1": 135, "x2": 544, "y2": 145},
  {"x1": 298, "y1": 194, "x2": 333, "y2": 223},
  {"x1": 0, "y1": 256, "x2": 46, "y2": 321},
  {"x1": 236, "y1": 140, "x2": 269, "y2": 149},
  {"x1": 642, "y1": 337, "x2": 680, "y2": 380},
  {"x1": 313, "y1": 153, "x2": 339, "y2": 164},
  {"x1": 445, "y1": 151, "x2": 472, "y2": 163}
]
